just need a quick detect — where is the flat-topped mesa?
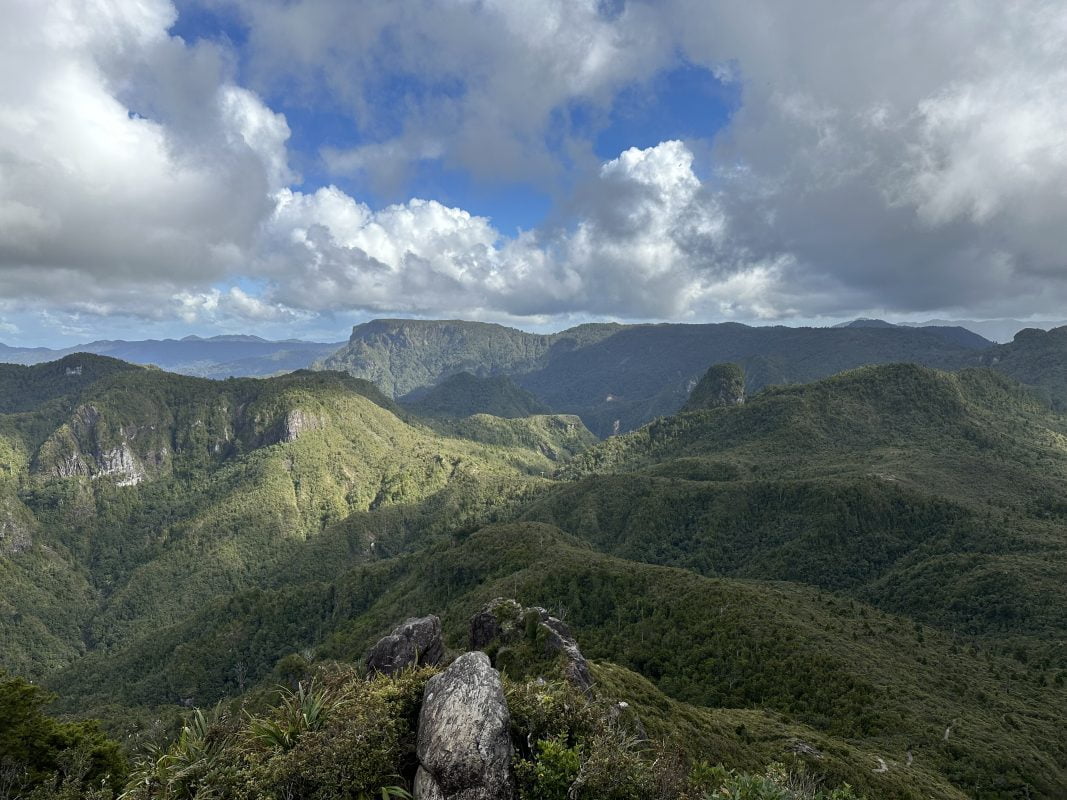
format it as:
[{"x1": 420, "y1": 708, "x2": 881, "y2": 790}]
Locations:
[
  {"x1": 469, "y1": 598, "x2": 593, "y2": 693},
  {"x1": 683, "y1": 362, "x2": 746, "y2": 412}
]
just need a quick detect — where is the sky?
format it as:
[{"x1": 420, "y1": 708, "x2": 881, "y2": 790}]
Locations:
[{"x1": 1, "y1": 0, "x2": 1066, "y2": 346}]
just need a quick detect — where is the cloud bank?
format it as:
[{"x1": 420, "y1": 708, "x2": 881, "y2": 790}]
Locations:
[{"x1": 1, "y1": 0, "x2": 1065, "y2": 339}]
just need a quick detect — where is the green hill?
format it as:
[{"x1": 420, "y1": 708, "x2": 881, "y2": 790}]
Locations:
[
  {"x1": 51, "y1": 523, "x2": 1067, "y2": 798},
  {"x1": 402, "y1": 371, "x2": 551, "y2": 418},
  {"x1": 0, "y1": 361, "x2": 587, "y2": 679},
  {"x1": 977, "y1": 326, "x2": 1067, "y2": 409},
  {"x1": 320, "y1": 319, "x2": 996, "y2": 435},
  {"x1": 549, "y1": 365, "x2": 1067, "y2": 649},
  {"x1": 681, "y1": 362, "x2": 746, "y2": 411},
  {"x1": 6, "y1": 357, "x2": 1067, "y2": 797}
]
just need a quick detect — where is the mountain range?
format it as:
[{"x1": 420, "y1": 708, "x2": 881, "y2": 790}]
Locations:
[
  {"x1": 0, "y1": 335, "x2": 343, "y2": 378},
  {"x1": 321, "y1": 318, "x2": 1067, "y2": 436},
  {"x1": 1, "y1": 342, "x2": 1066, "y2": 797}
]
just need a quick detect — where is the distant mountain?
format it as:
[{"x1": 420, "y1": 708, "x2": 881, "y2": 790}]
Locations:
[
  {"x1": 976, "y1": 326, "x2": 1067, "y2": 409},
  {"x1": 402, "y1": 371, "x2": 551, "y2": 419},
  {"x1": 322, "y1": 318, "x2": 996, "y2": 436},
  {"x1": 0, "y1": 336, "x2": 344, "y2": 378},
  {"x1": 319, "y1": 318, "x2": 622, "y2": 397},
  {"x1": 901, "y1": 318, "x2": 1067, "y2": 343},
  {"x1": 833, "y1": 317, "x2": 898, "y2": 328},
  {"x1": 834, "y1": 317, "x2": 992, "y2": 349}
]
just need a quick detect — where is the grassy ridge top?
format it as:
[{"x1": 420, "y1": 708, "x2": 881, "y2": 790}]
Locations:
[{"x1": 53, "y1": 522, "x2": 1066, "y2": 798}]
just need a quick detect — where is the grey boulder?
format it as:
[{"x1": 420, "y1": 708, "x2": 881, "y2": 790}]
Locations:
[
  {"x1": 415, "y1": 651, "x2": 514, "y2": 800},
  {"x1": 365, "y1": 615, "x2": 445, "y2": 676}
]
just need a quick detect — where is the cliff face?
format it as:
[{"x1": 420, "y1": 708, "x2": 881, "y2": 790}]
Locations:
[
  {"x1": 320, "y1": 319, "x2": 620, "y2": 398},
  {"x1": 0, "y1": 496, "x2": 33, "y2": 554},
  {"x1": 37, "y1": 404, "x2": 165, "y2": 485},
  {"x1": 317, "y1": 318, "x2": 999, "y2": 436}
]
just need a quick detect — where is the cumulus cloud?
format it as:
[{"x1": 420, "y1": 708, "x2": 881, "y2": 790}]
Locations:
[
  {"x1": 0, "y1": 0, "x2": 288, "y2": 310},
  {"x1": 251, "y1": 140, "x2": 785, "y2": 321},
  {"x1": 662, "y1": 0, "x2": 1067, "y2": 316},
  {"x1": 3, "y1": 0, "x2": 1067, "y2": 338},
  {"x1": 226, "y1": 0, "x2": 674, "y2": 190},
  {"x1": 213, "y1": 0, "x2": 1067, "y2": 321}
]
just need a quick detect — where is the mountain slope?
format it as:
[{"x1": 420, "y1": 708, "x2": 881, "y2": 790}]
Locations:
[
  {"x1": 977, "y1": 326, "x2": 1067, "y2": 409},
  {"x1": 8, "y1": 356, "x2": 1067, "y2": 797},
  {"x1": 401, "y1": 371, "x2": 551, "y2": 418},
  {"x1": 0, "y1": 360, "x2": 588, "y2": 678},
  {"x1": 321, "y1": 319, "x2": 995, "y2": 435},
  {"x1": 836, "y1": 319, "x2": 992, "y2": 350},
  {"x1": 546, "y1": 365, "x2": 1067, "y2": 650},
  {"x1": 319, "y1": 318, "x2": 622, "y2": 396},
  {"x1": 53, "y1": 523, "x2": 1067, "y2": 798}
]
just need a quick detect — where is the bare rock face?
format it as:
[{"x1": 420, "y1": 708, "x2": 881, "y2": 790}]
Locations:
[
  {"x1": 0, "y1": 507, "x2": 32, "y2": 555},
  {"x1": 469, "y1": 598, "x2": 593, "y2": 694},
  {"x1": 282, "y1": 409, "x2": 323, "y2": 442},
  {"x1": 365, "y1": 615, "x2": 445, "y2": 676},
  {"x1": 415, "y1": 652, "x2": 514, "y2": 800},
  {"x1": 39, "y1": 405, "x2": 166, "y2": 486}
]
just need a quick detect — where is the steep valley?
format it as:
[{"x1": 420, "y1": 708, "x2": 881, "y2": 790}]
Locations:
[{"x1": 2, "y1": 354, "x2": 1067, "y2": 798}]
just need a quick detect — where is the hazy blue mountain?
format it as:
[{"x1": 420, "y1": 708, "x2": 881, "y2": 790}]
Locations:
[
  {"x1": 0, "y1": 335, "x2": 344, "y2": 377},
  {"x1": 900, "y1": 318, "x2": 1067, "y2": 343}
]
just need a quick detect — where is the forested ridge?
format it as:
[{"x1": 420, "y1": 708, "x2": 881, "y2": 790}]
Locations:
[{"x1": 2, "y1": 353, "x2": 1067, "y2": 798}]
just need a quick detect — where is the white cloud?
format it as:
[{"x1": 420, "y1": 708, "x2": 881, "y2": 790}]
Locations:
[
  {"x1": 252, "y1": 141, "x2": 780, "y2": 321},
  {"x1": 228, "y1": 0, "x2": 673, "y2": 188},
  {"x1": 663, "y1": 0, "x2": 1067, "y2": 316},
  {"x1": 175, "y1": 287, "x2": 310, "y2": 325},
  {"x1": 3, "y1": 0, "x2": 1067, "y2": 338},
  {"x1": 0, "y1": 0, "x2": 289, "y2": 306}
]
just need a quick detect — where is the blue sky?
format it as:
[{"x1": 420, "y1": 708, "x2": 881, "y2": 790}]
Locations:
[
  {"x1": 2, "y1": 1, "x2": 1065, "y2": 347},
  {"x1": 171, "y1": 2, "x2": 738, "y2": 234}
]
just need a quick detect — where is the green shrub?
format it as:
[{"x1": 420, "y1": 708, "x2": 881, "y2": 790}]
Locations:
[
  {"x1": 121, "y1": 669, "x2": 430, "y2": 800},
  {"x1": 0, "y1": 673, "x2": 126, "y2": 799},
  {"x1": 515, "y1": 737, "x2": 580, "y2": 800}
]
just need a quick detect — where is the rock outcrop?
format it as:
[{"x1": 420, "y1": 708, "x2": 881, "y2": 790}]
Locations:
[
  {"x1": 282, "y1": 409, "x2": 323, "y2": 442},
  {"x1": 366, "y1": 615, "x2": 446, "y2": 676},
  {"x1": 0, "y1": 504, "x2": 32, "y2": 555},
  {"x1": 469, "y1": 598, "x2": 593, "y2": 693},
  {"x1": 414, "y1": 651, "x2": 514, "y2": 800},
  {"x1": 683, "y1": 363, "x2": 746, "y2": 412},
  {"x1": 38, "y1": 405, "x2": 166, "y2": 486}
]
